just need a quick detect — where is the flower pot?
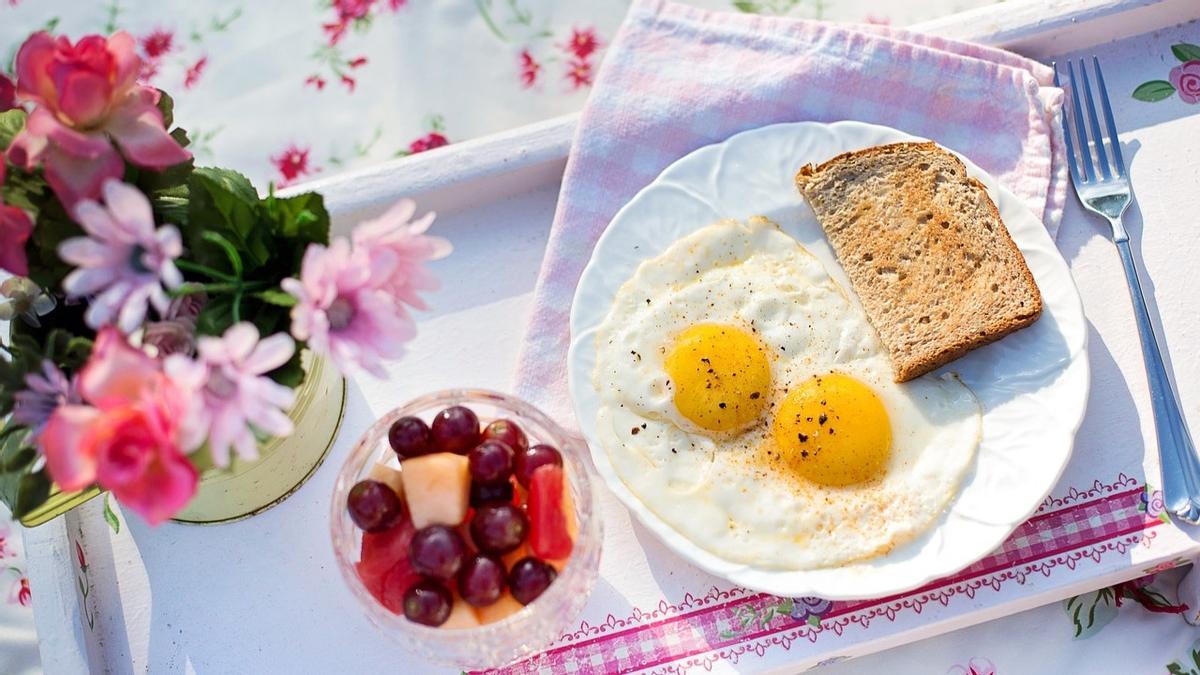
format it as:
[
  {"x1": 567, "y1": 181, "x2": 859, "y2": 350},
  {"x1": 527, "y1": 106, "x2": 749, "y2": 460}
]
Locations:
[{"x1": 18, "y1": 352, "x2": 346, "y2": 527}]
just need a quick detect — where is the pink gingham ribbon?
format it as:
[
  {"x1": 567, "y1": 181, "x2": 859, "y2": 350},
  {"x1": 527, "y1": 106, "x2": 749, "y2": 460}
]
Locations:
[{"x1": 514, "y1": 0, "x2": 1066, "y2": 426}]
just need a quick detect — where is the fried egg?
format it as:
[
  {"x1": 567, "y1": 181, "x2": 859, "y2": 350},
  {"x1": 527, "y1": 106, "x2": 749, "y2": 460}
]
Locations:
[{"x1": 592, "y1": 217, "x2": 981, "y2": 570}]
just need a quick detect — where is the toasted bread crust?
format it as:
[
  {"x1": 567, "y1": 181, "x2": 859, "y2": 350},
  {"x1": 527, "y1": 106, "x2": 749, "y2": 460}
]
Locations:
[{"x1": 795, "y1": 142, "x2": 1043, "y2": 382}]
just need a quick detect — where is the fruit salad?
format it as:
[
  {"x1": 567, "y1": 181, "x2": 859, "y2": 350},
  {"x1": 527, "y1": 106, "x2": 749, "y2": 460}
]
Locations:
[{"x1": 346, "y1": 406, "x2": 577, "y2": 628}]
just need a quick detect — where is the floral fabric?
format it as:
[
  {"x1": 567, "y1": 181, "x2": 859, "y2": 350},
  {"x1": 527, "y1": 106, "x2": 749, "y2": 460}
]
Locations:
[{"x1": 2, "y1": 1, "x2": 1197, "y2": 674}]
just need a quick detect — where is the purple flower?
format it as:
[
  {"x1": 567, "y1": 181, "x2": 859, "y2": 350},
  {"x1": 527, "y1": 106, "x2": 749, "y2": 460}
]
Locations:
[
  {"x1": 350, "y1": 199, "x2": 450, "y2": 311},
  {"x1": 142, "y1": 293, "x2": 207, "y2": 358},
  {"x1": 58, "y1": 179, "x2": 183, "y2": 333},
  {"x1": 164, "y1": 322, "x2": 297, "y2": 467},
  {"x1": 12, "y1": 360, "x2": 79, "y2": 434},
  {"x1": 789, "y1": 596, "x2": 832, "y2": 624},
  {"x1": 281, "y1": 238, "x2": 415, "y2": 377}
]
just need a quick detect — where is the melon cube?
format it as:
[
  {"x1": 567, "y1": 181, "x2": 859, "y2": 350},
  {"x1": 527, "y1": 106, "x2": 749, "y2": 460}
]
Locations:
[
  {"x1": 367, "y1": 463, "x2": 405, "y2": 498},
  {"x1": 401, "y1": 453, "x2": 470, "y2": 528},
  {"x1": 473, "y1": 592, "x2": 524, "y2": 625}
]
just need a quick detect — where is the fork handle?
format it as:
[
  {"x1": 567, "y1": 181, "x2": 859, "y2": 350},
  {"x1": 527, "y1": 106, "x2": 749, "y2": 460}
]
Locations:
[{"x1": 1115, "y1": 236, "x2": 1200, "y2": 523}]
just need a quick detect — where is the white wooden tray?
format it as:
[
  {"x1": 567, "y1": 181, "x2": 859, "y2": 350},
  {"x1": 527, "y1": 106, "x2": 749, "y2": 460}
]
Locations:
[{"x1": 23, "y1": 0, "x2": 1200, "y2": 672}]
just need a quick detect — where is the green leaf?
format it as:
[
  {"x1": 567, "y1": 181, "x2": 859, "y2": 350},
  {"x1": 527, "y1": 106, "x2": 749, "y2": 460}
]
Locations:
[
  {"x1": 195, "y1": 294, "x2": 235, "y2": 336},
  {"x1": 256, "y1": 288, "x2": 298, "y2": 307},
  {"x1": 201, "y1": 230, "x2": 244, "y2": 278},
  {"x1": 0, "y1": 424, "x2": 30, "y2": 512},
  {"x1": 1132, "y1": 80, "x2": 1176, "y2": 102},
  {"x1": 170, "y1": 126, "x2": 191, "y2": 149},
  {"x1": 103, "y1": 494, "x2": 120, "y2": 534},
  {"x1": 156, "y1": 89, "x2": 176, "y2": 130},
  {"x1": 42, "y1": 329, "x2": 95, "y2": 372},
  {"x1": 0, "y1": 424, "x2": 31, "y2": 448},
  {"x1": 1063, "y1": 588, "x2": 1117, "y2": 639},
  {"x1": 13, "y1": 471, "x2": 51, "y2": 519},
  {"x1": 0, "y1": 109, "x2": 27, "y2": 151},
  {"x1": 1, "y1": 447, "x2": 36, "y2": 473},
  {"x1": 1171, "y1": 43, "x2": 1200, "y2": 63},
  {"x1": 719, "y1": 630, "x2": 737, "y2": 639},
  {"x1": 23, "y1": 189, "x2": 83, "y2": 291},
  {"x1": 186, "y1": 167, "x2": 269, "y2": 273},
  {"x1": 733, "y1": 1, "x2": 761, "y2": 12},
  {"x1": 271, "y1": 191, "x2": 330, "y2": 247}
]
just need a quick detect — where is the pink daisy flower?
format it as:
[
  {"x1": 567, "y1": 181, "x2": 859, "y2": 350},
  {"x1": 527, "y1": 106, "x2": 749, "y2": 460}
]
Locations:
[
  {"x1": 351, "y1": 199, "x2": 451, "y2": 311},
  {"x1": 165, "y1": 323, "x2": 297, "y2": 467},
  {"x1": 281, "y1": 238, "x2": 414, "y2": 377},
  {"x1": 58, "y1": 179, "x2": 183, "y2": 333}
]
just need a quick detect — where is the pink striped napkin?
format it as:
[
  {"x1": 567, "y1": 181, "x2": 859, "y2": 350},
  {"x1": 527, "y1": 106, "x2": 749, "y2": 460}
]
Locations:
[{"x1": 514, "y1": 0, "x2": 1066, "y2": 427}]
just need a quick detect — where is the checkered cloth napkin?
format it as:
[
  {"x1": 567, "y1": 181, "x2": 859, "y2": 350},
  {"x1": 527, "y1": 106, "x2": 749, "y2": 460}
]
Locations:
[{"x1": 514, "y1": 0, "x2": 1066, "y2": 427}]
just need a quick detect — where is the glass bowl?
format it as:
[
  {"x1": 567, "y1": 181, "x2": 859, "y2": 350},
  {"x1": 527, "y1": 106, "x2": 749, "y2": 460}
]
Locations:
[{"x1": 330, "y1": 389, "x2": 602, "y2": 668}]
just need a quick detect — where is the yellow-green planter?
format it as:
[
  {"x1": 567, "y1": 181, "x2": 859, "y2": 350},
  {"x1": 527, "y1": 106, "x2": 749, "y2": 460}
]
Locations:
[{"x1": 19, "y1": 352, "x2": 346, "y2": 527}]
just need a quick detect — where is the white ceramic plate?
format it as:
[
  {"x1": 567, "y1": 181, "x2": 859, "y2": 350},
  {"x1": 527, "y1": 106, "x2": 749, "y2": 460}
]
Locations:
[{"x1": 567, "y1": 121, "x2": 1089, "y2": 599}]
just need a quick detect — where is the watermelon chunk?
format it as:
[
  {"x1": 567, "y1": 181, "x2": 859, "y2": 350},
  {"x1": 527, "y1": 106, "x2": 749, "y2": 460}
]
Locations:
[
  {"x1": 356, "y1": 516, "x2": 415, "y2": 605},
  {"x1": 528, "y1": 465, "x2": 573, "y2": 560},
  {"x1": 379, "y1": 561, "x2": 423, "y2": 615}
]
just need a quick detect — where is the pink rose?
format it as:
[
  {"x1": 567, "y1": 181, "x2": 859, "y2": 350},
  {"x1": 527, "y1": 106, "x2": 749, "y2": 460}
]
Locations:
[
  {"x1": 0, "y1": 74, "x2": 14, "y2": 112},
  {"x1": 5, "y1": 32, "x2": 191, "y2": 207},
  {"x1": 1169, "y1": 60, "x2": 1200, "y2": 104},
  {"x1": 78, "y1": 325, "x2": 162, "y2": 406},
  {"x1": 39, "y1": 328, "x2": 198, "y2": 525},
  {"x1": 0, "y1": 160, "x2": 34, "y2": 277}
]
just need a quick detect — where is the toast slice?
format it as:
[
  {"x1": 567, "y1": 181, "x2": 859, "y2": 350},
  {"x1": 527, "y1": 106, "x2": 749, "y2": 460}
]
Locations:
[{"x1": 795, "y1": 142, "x2": 1042, "y2": 382}]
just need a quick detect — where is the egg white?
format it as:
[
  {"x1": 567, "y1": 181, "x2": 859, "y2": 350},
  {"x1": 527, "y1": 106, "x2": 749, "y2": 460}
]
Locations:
[{"x1": 592, "y1": 217, "x2": 982, "y2": 570}]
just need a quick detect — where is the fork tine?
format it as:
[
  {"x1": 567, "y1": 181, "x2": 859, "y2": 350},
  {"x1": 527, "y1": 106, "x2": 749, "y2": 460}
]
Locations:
[
  {"x1": 1093, "y1": 56, "x2": 1127, "y2": 177},
  {"x1": 1078, "y1": 59, "x2": 1112, "y2": 180},
  {"x1": 1053, "y1": 63, "x2": 1084, "y2": 186},
  {"x1": 1067, "y1": 61, "x2": 1097, "y2": 183}
]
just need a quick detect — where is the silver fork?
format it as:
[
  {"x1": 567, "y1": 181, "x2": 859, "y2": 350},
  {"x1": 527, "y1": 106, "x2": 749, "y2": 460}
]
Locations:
[{"x1": 1055, "y1": 57, "x2": 1200, "y2": 523}]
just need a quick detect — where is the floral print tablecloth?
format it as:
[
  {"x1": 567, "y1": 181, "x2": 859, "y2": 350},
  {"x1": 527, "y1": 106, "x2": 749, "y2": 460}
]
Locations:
[{"x1": 2, "y1": 1, "x2": 1199, "y2": 673}]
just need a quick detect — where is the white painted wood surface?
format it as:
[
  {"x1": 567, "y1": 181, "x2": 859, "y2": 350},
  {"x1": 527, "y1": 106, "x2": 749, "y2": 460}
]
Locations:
[{"x1": 23, "y1": 1, "x2": 1200, "y2": 672}]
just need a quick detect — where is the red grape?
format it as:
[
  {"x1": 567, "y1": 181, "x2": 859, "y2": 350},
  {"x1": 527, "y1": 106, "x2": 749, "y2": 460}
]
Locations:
[
  {"x1": 431, "y1": 406, "x2": 480, "y2": 454},
  {"x1": 403, "y1": 579, "x2": 452, "y2": 626},
  {"x1": 388, "y1": 416, "x2": 432, "y2": 458},
  {"x1": 470, "y1": 503, "x2": 528, "y2": 554},
  {"x1": 481, "y1": 419, "x2": 528, "y2": 454},
  {"x1": 514, "y1": 444, "x2": 563, "y2": 488},
  {"x1": 470, "y1": 481, "x2": 514, "y2": 507},
  {"x1": 468, "y1": 440, "x2": 513, "y2": 484},
  {"x1": 347, "y1": 480, "x2": 404, "y2": 532},
  {"x1": 509, "y1": 557, "x2": 557, "y2": 605},
  {"x1": 458, "y1": 554, "x2": 506, "y2": 607},
  {"x1": 409, "y1": 525, "x2": 467, "y2": 580}
]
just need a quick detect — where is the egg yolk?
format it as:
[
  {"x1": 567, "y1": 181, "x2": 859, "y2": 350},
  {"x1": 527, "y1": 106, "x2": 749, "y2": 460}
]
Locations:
[
  {"x1": 665, "y1": 324, "x2": 771, "y2": 434},
  {"x1": 773, "y1": 373, "x2": 892, "y2": 487}
]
